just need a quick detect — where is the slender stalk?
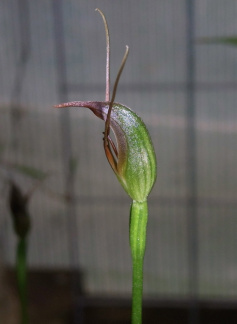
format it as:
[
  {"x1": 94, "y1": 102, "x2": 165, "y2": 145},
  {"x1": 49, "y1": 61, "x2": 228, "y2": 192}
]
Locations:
[
  {"x1": 16, "y1": 238, "x2": 28, "y2": 324},
  {"x1": 129, "y1": 200, "x2": 148, "y2": 324}
]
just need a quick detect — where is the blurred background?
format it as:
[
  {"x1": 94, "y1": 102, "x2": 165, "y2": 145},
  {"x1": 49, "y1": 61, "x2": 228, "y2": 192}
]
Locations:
[{"x1": 0, "y1": 0, "x2": 237, "y2": 323}]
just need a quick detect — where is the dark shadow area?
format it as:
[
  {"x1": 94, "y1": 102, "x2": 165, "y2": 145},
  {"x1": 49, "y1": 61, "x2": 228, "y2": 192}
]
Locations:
[{"x1": 6, "y1": 269, "x2": 237, "y2": 324}]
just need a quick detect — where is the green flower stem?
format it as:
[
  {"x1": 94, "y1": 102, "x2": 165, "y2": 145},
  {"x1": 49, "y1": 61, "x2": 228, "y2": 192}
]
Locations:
[
  {"x1": 130, "y1": 200, "x2": 148, "y2": 324},
  {"x1": 16, "y1": 238, "x2": 28, "y2": 324}
]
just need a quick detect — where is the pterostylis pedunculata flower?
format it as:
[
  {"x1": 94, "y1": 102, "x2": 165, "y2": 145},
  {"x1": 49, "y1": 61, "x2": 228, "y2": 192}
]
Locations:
[{"x1": 54, "y1": 9, "x2": 157, "y2": 324}]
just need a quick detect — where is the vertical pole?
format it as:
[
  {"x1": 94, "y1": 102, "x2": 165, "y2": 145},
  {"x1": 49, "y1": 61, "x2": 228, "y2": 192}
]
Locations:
[
  {"x1": 51, "y1": 1, "x2": 84, "y2": 323},
  {"x1": 10, "y1": 0, "x2": 31, "y2": 148},
  {"x1": 185, "y1": 0, "x2": 199, "y2": 324}
]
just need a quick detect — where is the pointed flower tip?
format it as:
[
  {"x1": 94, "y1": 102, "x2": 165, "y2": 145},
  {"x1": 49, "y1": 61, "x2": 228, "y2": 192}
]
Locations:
[{"x1": 53, "y1": 103, "x2": 69, "y2": 108}]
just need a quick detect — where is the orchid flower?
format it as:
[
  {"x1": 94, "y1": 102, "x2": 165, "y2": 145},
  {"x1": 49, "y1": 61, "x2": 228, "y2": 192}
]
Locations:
[{"x1": 55, "y1": 9, "x2": 157, "y2": 324}]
